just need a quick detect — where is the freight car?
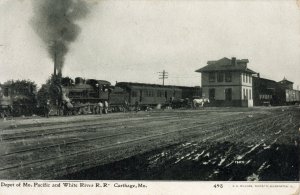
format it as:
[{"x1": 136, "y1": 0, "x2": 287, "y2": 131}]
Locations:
[
  {"x1": 252, "y1": 77, "x2": 277, "y2": 106},
  {"x1": 253, "y1": 76, "x2": 300, "y2": 106},
  {"x1": 276, "y1": 88, "x2": 300, "y2": 105},
  {"x1": 56, "y1": 77, "x2": 111, "y2": 115},
  {"x1": 0, "y1": 81, "x2": 37, "y2": 117},
  {"x1": 109, "y1": 82, "x2": 201, "y2": 111}
]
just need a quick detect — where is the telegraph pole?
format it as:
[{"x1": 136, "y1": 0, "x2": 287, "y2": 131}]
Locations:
[
  {"x1": 54, "y1": 51, "x2": 57, "y2": 76},
  {"x1": 158, "y1": 70, "x2": 168, "y2": 86}
]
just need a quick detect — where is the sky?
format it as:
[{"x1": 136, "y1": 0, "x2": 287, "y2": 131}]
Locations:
[{"x1": 0, "y1": 0, "x2": 300, "y2": 89}]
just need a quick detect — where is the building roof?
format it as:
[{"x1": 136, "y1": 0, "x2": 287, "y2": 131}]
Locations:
[
  {"x1": 195, "y1": 57, "x2": 256, "y2": 74},
  {"x1": 278, "y1": 77, "x2": 293, "y2": 84},
  {"x1": 116, "y1": 82, "x2": 198, "y2": 89}
]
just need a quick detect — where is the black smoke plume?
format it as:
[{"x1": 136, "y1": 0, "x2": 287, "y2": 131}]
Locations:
[{"x1": 31, "y1": 0, "x2": 89, "y2": 75}]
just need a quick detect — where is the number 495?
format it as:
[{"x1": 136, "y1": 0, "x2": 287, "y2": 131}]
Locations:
[{"x1": 213, "y1": 184, "x2": 223, "y2": 188}]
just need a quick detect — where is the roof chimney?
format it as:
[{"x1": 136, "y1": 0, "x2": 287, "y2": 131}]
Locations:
[{"x1": 231, "y1": 57, "x2": 237, "y2": 66}]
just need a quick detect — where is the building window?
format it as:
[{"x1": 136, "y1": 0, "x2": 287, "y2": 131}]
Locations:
[
  {"x1": 243, "y1": 88, "x2": 245, "y2": 100},
  {"x1": 132, "y1": 91, "x2": 137, "y2": 97},
  {"x1": 157, "y1": 91, "x2": 162, "y2": 97},
  {"x1": 246, "y1": 74, "x2": 248, "y2": 83},
  {"x1": 243, "y1": 73, "x2": 245, "y2": 83},
  {"x1": 209, "y1": 88, "x2": 215, "y2": 100},
  {"x1": 151, "y1": 90, "x2": 154, "y2": 97},
  {"x1": 217, "y1": 72, "x2": 223, "y2": 82},
  {"x1": 249, "y1": 76, "x2": 252, "y2": 83},
  {"x1": 225, "y1": 72, "x2": 232, "y2": 82},
  {"x1": 209, "y1": 72, "x2": 215, "y2": 82},
  {"x1": 146, "y1": 90, "x2": 154, "y2": 97}
]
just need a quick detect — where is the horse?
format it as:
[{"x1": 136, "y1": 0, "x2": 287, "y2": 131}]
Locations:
[{"x1": 192, "y1": 98, "x2": 210, "y2": 108}]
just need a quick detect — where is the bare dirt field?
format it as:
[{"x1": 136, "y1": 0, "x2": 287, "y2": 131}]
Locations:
[{"x1": 0, "y1": 106, "x2": 299, "y2": 180}]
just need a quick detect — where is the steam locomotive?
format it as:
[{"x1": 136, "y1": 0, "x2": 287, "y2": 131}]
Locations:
[
  {"x1": 54, "y1": 77, "x2": 111, "y2": 115},
  {"x1": 0, "y1": 81, "x2": 37, "y2": 117}
]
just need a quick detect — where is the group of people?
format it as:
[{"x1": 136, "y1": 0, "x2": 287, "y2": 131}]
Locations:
[
  {"x1": 97, "y1": 100, "x2": 109, "y2": 114},
  {"x1": 42, "y1": 100, "x2": 110, "y2": 117}
]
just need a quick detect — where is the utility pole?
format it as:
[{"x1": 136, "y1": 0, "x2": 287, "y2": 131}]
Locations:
[
  {"x1": 54, "y1": 51, "x2": 57, "y2": 76},
  {"x1": 158, "y1": 70, "x2": 168, "y2": 86}
]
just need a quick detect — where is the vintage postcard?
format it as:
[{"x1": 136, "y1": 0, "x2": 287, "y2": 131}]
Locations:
[{"x1": 0, "y1": 0, "x2": 299, "y2": 194}]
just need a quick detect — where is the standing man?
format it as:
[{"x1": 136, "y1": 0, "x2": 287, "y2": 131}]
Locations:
[
  {"x1": 44, "y1": 99, "x2": 50, "y2": 118},
  {"x1": 124, "y1": 99, "x2": 128, "y2": 113},
  {"x1": 104, "y1": 100, "x2": 109, "y2": 114},
  {"x1": 135, "y1": 100, "x2": 139, "y2": 113},
  {"x1": 98, "y1": 101, "x2": 103, "y2": 115}
]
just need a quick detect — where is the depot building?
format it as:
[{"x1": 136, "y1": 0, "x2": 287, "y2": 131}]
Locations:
[{"x1": 196, "y1": 57, "x2": 256, "y2": 107}]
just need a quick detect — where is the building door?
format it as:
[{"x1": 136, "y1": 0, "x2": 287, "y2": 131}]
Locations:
[
  {"x1": 225, "y1": 88, "x2": 232, "y2": 101},
  {"x1": 209, "y1": 88, "x2": 215, "y2": 100}
]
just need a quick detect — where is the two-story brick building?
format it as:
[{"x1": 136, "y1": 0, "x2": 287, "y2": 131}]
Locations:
[{"x1": 195, "y1": 57, "x2": 256, "y2": 107}]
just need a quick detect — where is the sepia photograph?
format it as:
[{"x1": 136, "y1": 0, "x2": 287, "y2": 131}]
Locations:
[{"x1": 0, "y1": 0, "x2": 300, "y2": 194}]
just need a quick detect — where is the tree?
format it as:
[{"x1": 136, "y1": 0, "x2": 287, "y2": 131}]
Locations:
[{"x1": 5, "y1": 79, "x2": 37, "y2": 96}]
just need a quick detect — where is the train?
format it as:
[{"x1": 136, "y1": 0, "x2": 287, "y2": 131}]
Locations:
[
  {"x1": 37, "y1": 77, "x2": 201, "y2": 116},
  {"x1": 59, "y1": 78, "x2": 202, "y2": 114},
  {"x1": 1, "y1": 75, "x2": 299, "y2": 117}
]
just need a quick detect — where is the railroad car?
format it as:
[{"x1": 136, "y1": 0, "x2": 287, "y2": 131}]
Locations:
[
  {"x1": 274, "y1": 88, "x2": 300, "y2": 105},
  {"x1": 109, "y1": 82, "x2": 202, "y2": 111},
  {"x1": 253, "y1": 76, "x2": 300, "y2": 106},
  {"x1": 252, "y1": 77, "x2": 277, "y2": 106},
  {"x1": 285, "y1": 89, "x2": 300, "y2": 104},
  {"x1": 0, "y1": 81, "x2": 37, "y2": 117}
]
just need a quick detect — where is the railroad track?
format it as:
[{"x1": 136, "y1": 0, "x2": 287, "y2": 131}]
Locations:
[
  {"x1": 1, "y1": 109, "x2": 293, "y2": 179},
  {"x1": 1, "y1": 111, "x2": 260, "y2": 156},
  {"x1": 1, "y1": 111, "x2": 245, "y2": 151},
  {"x1": 0, "y1": 112, "x2": 284, "y2": 177},
  {"x1": 1, "y1": 115, "x2": 183, "y2": 141},
  {"x1": 0, "y1": 110, "x2": 235, "y2": 139}
]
